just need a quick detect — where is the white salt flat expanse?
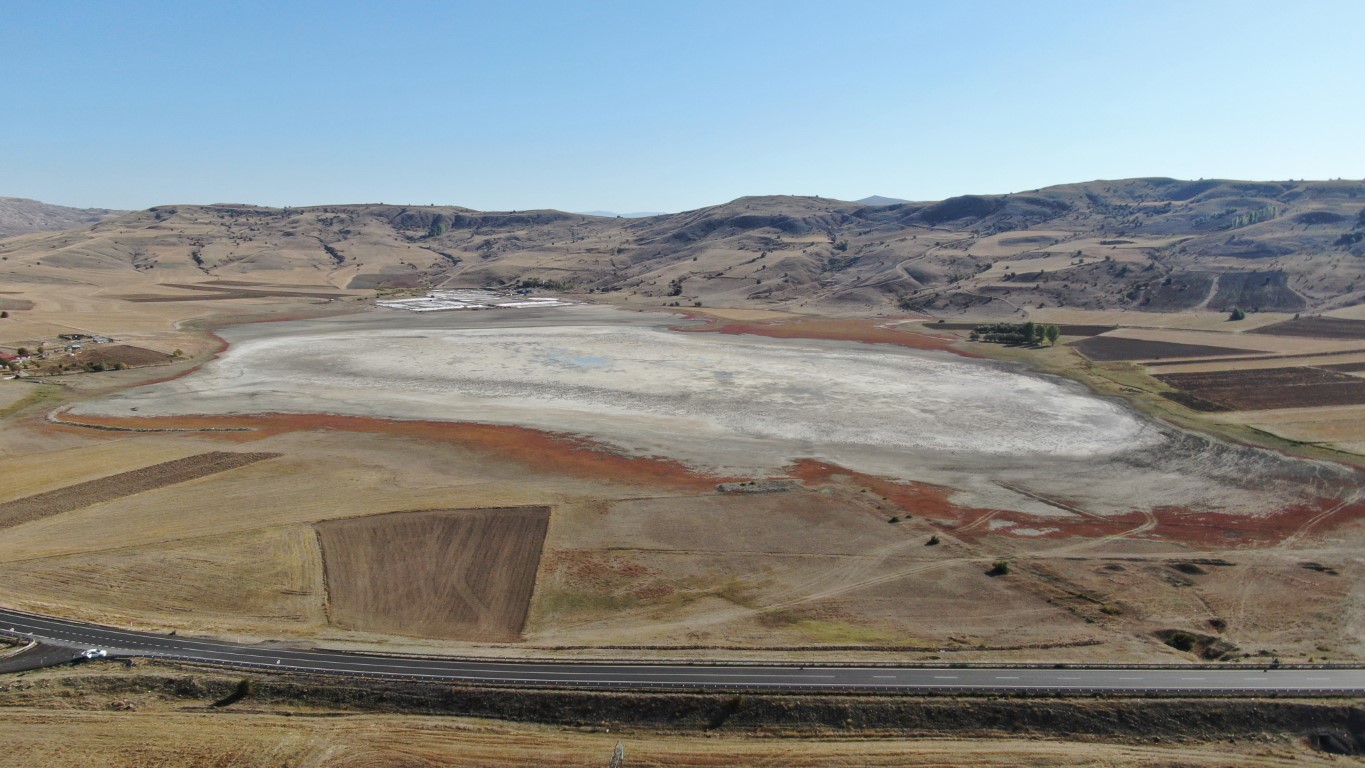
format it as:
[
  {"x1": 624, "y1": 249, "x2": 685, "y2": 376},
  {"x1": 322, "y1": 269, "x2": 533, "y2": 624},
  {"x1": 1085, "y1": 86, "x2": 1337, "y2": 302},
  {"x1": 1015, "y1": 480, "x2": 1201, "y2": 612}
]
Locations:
[{"x1": 71, "y1": 305, "x2": 1342, "y2": 517}]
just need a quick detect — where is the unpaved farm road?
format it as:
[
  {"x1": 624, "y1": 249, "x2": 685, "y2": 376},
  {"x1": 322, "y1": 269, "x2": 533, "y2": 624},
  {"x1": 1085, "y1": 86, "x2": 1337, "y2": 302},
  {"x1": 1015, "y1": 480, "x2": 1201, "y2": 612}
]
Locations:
[{"x1": 3, "y1": 608, "x2": 1364, "y2": 695}]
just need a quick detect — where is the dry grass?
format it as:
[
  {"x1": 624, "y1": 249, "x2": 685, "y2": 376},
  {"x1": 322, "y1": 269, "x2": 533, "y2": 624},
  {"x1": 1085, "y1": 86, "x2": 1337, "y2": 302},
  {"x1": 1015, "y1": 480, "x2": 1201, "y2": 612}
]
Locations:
[
  {"x1": 0, "y1": 439, "x2": 198, "y2": 498},
  {"x1": 317, "y1": 507, "x2": 550, "y2": 641},
  {"x1": 0, "y1": 451, "x2": 280, "y2": 529},
  {"x1": 0, "y1": 709, "x2": 1335, "y2": 767},
  {"x1": 4, "y1": 525, "x2": 327, "y2": 635}
]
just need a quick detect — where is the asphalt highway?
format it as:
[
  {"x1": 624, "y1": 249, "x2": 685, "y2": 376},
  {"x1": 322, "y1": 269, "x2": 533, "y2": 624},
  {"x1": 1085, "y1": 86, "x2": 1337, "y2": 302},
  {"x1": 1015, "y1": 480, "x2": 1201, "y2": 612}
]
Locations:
[{"x1": 3, "y1": 607, "x2": 1364, "y2": 694}]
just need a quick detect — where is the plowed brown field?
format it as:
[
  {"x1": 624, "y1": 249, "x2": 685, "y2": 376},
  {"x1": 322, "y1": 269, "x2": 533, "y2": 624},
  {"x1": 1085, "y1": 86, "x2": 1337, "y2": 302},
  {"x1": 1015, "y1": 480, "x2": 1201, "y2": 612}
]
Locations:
[
  {"x1": 1156, "y1": 367, "x2": 1365, "y2": 410},
  {"x1": 1070, "y1": 336, "x2": 1256, "y2": 361},
  {"x1": 317, "y1": 506, "x2": 551, "y2": 641},
  {"x1": 0, "y1": 451, "x2": 280, "y2": 529}
]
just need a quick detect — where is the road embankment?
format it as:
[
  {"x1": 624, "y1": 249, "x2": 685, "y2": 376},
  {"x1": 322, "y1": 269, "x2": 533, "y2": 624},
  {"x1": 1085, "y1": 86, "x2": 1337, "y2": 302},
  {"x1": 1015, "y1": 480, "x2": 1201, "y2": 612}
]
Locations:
[{"x1": 3, "y1": 663, "x2": 1361, "y2": 754}]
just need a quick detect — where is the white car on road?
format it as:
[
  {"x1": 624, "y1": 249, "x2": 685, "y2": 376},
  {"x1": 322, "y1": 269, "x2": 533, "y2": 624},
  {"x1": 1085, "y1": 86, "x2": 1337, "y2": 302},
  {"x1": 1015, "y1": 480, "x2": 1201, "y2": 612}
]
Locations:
[{"x1": 77, "y1": 648, "x2": 107, "y2": 660}]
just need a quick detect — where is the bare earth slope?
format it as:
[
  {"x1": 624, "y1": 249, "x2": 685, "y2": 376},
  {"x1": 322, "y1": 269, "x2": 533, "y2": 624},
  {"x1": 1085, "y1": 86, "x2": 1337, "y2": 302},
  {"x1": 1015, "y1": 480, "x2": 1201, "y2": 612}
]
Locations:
[
  {"x1": 0, "y1": 196, "x2": 125, "y2": 238},
  {"x1": 2, "y1": 178, "x2": 1362, "y2": 317}
]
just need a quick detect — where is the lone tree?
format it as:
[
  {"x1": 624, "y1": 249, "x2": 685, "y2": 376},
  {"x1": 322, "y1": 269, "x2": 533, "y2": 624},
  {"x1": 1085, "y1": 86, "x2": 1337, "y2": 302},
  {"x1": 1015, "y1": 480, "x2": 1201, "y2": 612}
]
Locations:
[{"x1": 1228, "y1": 307, "x2": 1247, "y2": 321}]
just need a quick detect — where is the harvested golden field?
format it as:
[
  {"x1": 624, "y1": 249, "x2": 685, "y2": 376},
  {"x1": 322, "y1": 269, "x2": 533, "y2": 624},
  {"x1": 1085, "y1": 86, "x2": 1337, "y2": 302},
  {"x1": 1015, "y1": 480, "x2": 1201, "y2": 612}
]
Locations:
[
  {"x1": 0, "y1": 451, "x2": 280, "y2": 529},
  {"x1": 1, "y1": 710, "x2": 1340, "y2": 768},
  {"x1": 317, "y1": 507, "x2": 551, "y2": 641},
  {"x1": 4, "y1": 525, "x2": 326, "y2": 635}
]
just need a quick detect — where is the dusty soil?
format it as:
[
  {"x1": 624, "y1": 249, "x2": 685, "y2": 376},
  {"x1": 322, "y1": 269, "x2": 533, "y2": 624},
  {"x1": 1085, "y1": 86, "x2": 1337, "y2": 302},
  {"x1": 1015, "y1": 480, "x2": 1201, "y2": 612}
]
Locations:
[
  {"x1": 0, "y1": 451, "x2": 280, "y2": 529},
  {"x1": 317, "y1": 507, "x2": 551, "y2": 641}
]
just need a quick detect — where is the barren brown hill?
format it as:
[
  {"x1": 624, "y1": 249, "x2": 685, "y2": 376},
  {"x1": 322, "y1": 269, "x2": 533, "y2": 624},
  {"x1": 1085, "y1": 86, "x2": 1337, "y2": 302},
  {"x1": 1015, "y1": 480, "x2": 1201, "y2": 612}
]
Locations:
[
  {"x1": 0, "y1": 196, "x2": 125, "y2": 238},
  {"x1": 2, "y1": 178, "x2": 1363, "y2": 317}
]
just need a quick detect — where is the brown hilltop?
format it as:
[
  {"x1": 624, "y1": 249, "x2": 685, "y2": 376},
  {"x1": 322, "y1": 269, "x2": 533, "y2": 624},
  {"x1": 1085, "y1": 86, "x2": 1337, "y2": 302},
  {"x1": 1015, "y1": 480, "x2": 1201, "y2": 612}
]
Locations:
[
  {"x1": 0, "y1": 196, "x2": 126, "y2": 238},
  {"x1": 2, "y1": 178, "x2": 1363, "y2": 316}
]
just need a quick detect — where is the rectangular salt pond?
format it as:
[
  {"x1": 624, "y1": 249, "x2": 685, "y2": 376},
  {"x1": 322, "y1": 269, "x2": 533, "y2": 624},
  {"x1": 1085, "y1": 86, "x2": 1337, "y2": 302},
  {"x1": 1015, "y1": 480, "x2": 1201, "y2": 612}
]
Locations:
[{"x1": 377, "y1": 289, "x2": 572, "y2": 312}]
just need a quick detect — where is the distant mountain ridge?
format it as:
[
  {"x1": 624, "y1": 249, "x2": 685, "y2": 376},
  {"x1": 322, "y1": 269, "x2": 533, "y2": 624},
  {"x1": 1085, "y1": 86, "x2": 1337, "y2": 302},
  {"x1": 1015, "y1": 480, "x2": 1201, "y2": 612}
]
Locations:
[
  {"x1": 856, "y1": 195, "x2": 910, "y2": 206},
  {"x1": 3, "y1": 178, "x2": 1364, "y2": 316},
  {"x1": 0, "y1": 197, "x2": 126, "y2": 238}
]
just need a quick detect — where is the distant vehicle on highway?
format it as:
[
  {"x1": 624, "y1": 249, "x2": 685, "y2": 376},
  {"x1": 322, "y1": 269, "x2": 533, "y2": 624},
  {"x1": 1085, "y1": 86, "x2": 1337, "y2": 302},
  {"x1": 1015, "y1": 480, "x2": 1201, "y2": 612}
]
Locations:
[{"x1": 76, "y1": 648, "x2": 107, "y2": 661}]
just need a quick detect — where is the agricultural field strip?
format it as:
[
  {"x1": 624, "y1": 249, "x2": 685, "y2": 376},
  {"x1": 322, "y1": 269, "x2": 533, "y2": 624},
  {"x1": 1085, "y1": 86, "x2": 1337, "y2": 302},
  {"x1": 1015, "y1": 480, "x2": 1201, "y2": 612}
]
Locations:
[
  {"x1": 1155, "y1": 367, "x2": 1365, "y2": 411},
  {"x1": 1250, "y1": 317, "x2": 1365, "y2": 339},
  {"x1": 0, "y1": 451, "x2": 281, "y2": 529},
  {"x1": 1070, "y1": 336, "x2": 1260, "y2": 362},
  {"x1": 1145, "y1": 347, "x2": 1365, "y2": 369},
  {"x1": 3, "y1": 608, "x2": 1363, "y2": 692}
]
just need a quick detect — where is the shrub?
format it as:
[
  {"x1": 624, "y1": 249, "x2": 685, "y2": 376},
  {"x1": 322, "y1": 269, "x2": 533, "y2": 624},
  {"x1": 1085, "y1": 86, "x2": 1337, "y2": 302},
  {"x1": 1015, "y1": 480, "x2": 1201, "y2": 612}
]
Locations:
[
  {"x1": 988, "y1": 560, "x2": 1010, "y2": 576},
  {"x1": 1166, "y1": 631, "x2": 1197, "y2": 652}
]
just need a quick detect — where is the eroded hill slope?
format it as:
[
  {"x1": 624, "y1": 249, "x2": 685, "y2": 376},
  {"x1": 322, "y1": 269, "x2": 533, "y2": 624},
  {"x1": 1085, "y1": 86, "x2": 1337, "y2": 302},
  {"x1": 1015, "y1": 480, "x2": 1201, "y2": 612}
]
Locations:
[{"x1": 2, "y1": 178, "x2": 1362, "y2": 316}]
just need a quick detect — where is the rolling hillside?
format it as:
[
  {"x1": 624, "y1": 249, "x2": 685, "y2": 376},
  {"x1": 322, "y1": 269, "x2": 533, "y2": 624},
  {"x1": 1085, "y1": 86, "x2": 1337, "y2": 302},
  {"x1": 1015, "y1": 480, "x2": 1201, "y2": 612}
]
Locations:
[
  {"x1": 0, "y1": 197, "x2": 125, "y2": 239},
  {"x1": 2, "y1": 178, "x2": 1363, "y2": 317}
]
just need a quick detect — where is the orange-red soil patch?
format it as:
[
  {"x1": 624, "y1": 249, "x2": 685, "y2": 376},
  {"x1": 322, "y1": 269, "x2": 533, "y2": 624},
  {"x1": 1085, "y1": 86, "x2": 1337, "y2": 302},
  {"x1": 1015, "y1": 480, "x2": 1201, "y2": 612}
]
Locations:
[
  {"x1": 317, "y1": 506, "x2": 550, "y2": 641},
  {"x1": 49, "y1": 412, "x2": 726, "y2": 491},
  {"x1": 783, "y1": 458, "x2": 1365, "y2": 548},
  {"x1": 784, "y1": 458, "x2": 987, "y2": 523},
  {"x1": 678, "y1": 316, "x2": 979, "y2": 358}
]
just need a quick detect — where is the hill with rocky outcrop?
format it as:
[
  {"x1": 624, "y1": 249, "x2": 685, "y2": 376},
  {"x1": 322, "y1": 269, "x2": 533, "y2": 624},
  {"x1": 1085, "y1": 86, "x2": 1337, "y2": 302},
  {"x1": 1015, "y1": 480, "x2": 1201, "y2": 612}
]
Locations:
[{"x1": 2, "y1": 178, "x2": 1363, "y2": 317}]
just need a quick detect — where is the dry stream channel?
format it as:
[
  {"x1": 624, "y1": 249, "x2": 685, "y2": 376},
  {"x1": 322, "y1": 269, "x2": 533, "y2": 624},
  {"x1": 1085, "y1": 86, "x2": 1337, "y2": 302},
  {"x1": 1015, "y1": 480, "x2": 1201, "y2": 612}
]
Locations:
[{"x1": 71, "y1": 305, "x2": 1361, "y2": 520}]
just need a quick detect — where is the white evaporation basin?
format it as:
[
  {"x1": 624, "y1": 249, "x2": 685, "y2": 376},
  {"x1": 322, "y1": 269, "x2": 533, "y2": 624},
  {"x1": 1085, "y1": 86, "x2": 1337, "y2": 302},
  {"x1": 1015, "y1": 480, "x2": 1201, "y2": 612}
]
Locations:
[{"x1": 73, "y1": 321, "x2": 1161, "y2": 475}]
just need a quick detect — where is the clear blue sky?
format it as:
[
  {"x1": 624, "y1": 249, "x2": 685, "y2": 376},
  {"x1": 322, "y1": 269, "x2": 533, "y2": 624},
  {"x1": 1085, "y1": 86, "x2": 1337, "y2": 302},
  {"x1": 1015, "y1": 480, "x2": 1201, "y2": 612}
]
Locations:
[{"x1": 5, "y1": 0, "x2": 1363, "y2": 212}]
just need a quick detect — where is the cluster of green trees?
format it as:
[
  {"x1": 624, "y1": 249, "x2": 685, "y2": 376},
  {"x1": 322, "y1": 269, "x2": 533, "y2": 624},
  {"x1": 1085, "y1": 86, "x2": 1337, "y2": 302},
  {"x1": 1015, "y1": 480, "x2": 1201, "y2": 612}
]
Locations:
[
  {"x1": 1228, "y1": 206, "x2": 1277, "y2": 229},
  {"x1": 968, "y1": 321, "x2": 1060, "y2": 346},
  {"x1": 516, "y1": 277, "x2": 567, "y2": 291}
]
